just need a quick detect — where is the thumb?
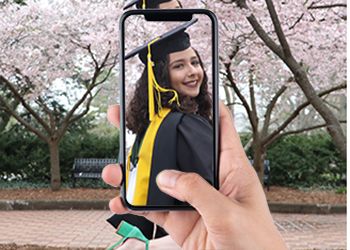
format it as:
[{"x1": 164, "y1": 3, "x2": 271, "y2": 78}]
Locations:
[{"x1": 156, "y1": 170, "x2": 232, "y2": 220}]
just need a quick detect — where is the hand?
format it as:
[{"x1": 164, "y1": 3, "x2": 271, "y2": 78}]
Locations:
[
  {"x1": 103, "y1": 103, "x2": 287, "y2": 250},
  {"x1": 115, "y1": 238, "x2": 145, "y2": 250},
  {"x1": 116, "y1": 236, "x2": 180, "y2": 250}
]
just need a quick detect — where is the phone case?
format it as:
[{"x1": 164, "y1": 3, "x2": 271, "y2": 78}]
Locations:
[{"x1": 119, "y1": 9, "x2": 219, "y2": 210}]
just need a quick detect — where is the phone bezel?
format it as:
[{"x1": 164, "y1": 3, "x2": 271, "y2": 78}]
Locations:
[{"x1": 119, "y1": 9, "x2": 219, "y2": 210}]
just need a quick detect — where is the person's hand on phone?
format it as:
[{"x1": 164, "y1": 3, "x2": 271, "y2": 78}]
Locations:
[{"x1": 103, "y1": 103, "x2": 287, "y2": 250}]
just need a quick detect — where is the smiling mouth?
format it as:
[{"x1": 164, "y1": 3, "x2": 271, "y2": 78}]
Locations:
[{"x1": 183, "y1": 80, "x2": 198, "y2": 88}]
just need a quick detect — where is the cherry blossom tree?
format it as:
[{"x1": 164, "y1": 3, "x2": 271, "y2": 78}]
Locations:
[
  {"x1": 0, "y1": 0, "x2": 122, "y2": 190},
  {"x1": 200, "y1": 0, "x2": 347, "y2": 181}
]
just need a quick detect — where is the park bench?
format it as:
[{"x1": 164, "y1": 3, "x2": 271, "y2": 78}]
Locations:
[
  {"x1": 72, "y1": 158, "x2": 117, "y2": 187},
  {"x1": 249, "y1": 159, "x2": 271, "y2": 191}
]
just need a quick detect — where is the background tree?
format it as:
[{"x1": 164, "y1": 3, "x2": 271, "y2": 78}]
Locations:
[
  {"x1": 196, "y1": 0, "x2": 347, "y2": 181},
  {"x1": 218, "y1": 0, "x2": 346, "y2": 157},
  {"x1": 0, "y1": 0, "x2": 122, "y2": 190}
]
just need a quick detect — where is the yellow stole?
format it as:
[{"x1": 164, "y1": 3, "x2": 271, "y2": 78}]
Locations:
[{"x1": 126, "y1": 108, "x2": 171, "y2": 205}]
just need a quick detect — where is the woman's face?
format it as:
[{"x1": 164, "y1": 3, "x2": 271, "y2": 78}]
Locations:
[
  {"x1": 168, "y1": 47, "x2": 204, "y2": 98},
  {"x1": 158, "y1": 0, "x2": 181, "y2": 9}
]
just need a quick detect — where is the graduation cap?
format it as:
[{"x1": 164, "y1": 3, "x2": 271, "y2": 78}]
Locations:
[
  {"x1": 126, "y1": 18, "x2": 197, "y2": 63},
  {"x1": 125, "y1": 18, "x2": 198, "y2": 122},
  {"x1": 123, "y1": 0, "x2": 176, "y2": 9}
]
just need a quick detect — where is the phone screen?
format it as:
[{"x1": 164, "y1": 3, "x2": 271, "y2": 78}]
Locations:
[{"x1": 120, "y1": 10, "x2": 218, "y2": 209}]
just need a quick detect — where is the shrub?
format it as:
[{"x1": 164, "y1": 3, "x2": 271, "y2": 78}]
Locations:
[
  {"x1": 0, "y1": 124, "x2": 119, "y2": 186},
  {"x1": 267, "y1": 133, "x2": 346, "y2": 188},
  {"x1": 0, "y1": 125, "x2": 345, "y2": 189}
]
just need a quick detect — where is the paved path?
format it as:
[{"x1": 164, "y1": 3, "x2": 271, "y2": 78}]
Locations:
[
  {"x1": 273, "y1": 213, "x2": 346, "y2": 249},
  {"x1": 0, "y1": 211, "x2": 346, "y2": 249}
]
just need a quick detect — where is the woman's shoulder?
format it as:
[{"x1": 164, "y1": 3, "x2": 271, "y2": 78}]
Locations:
[
  {"x1": 178, "y1": 113, "x2": 212, "y2": 128},
  {"x1": 162, "y1": 111, "x2": 212, "y2": 134},
  {"x1": 165, "y1": 112, "x2": 212, "y2": 136}
]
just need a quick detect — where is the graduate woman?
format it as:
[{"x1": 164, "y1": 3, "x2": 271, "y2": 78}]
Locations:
[
  {"x1": 124, "y1": 19, "x2": 214, "y2": 207},
  {"x1": 123, "y1": 0, "x2": 182, "y2": 9}
]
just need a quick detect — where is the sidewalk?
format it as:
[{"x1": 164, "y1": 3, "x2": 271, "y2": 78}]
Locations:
[
  {"x1": 0, "y1": 211, "x2": 346, "y2": 249},
  {"x1": 274, "y1": 213, "x2": 346, "y2": 249}
]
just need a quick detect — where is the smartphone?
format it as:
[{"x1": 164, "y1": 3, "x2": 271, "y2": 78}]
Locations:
[{"x1": 119, "y1": 9, "x2": 219, "y2": 210}]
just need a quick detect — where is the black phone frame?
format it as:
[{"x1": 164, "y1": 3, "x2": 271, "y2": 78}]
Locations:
[{"x1": 119, "y1": 9, "x2": 219, "y2": 211}]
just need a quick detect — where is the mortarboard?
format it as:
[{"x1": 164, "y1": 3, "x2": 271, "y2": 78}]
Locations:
[
  {"x1": 123, "y1": 0, "x2": 176, "y2": 10},
  {"x1": 126, "y1": 18, "x2": 197, "y2": 63},
  {"x1": 125, "y1": 18, "x2": 198, "y2": 121}
]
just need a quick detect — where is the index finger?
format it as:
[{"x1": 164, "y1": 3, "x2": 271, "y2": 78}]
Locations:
[
  {"x1": 102, "y1": 164, "x2": 123, "y2": 187},
  {"x1": 107, "y1": 104, "x2": 120, "y2": 128}
]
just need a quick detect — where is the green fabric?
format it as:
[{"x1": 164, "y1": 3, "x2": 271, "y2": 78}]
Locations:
[
  {"x1": 107, "y1": 220, "x2": 150, "y2": 250},
  {"x1": 130, "y1": 131, "x2": 146, "y2": 166}
]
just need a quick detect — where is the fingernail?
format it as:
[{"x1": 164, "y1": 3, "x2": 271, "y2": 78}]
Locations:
[{"x1": 156, "y1": 170, "x2": 182, "y2": 188}]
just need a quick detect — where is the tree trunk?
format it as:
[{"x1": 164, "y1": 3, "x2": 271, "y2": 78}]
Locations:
[
  {"x1": 252, "y1": 141, "x2": 265, "y2": 185},
  {"x1": 286, "y1": 57, "x2": 346, "y2": 159},
  {"x1": 48, "y1": 139, "x2": 61, "y2": 191},
  {"x1": 223, "y1": 84, "x2": 235, "y2": 115}
]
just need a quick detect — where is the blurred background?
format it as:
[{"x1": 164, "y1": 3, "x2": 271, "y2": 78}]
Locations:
[{"x1": 0, "y1": 0, "x2": 346, "y2": 192}]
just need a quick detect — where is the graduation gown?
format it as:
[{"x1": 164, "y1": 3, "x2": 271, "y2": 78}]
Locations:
[{"x1": 127, "y1": 108, "x2": 214, "y2": 206}]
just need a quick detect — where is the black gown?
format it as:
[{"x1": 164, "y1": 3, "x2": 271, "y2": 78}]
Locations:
[{"x1": 147, "y1": 112, "x2": 213, "y2": 205}]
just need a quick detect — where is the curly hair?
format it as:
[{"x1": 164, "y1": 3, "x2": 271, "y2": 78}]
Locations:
[
  {"x1": 158, "y1": 0, "x2": 183, "y2": 8},
  {"x1": 126, "y1": 48, "x2": 212, "y2": 135}
]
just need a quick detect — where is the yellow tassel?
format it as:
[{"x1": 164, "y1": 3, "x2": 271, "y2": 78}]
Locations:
[
  {"x1": 147, "y1": 38, "x2": 180, "y2": 121},
  {"x1": 142, "y1": 0, "x2": 146, "y2": 9}
]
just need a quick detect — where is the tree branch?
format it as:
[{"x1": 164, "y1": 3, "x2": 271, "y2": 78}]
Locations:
[
  {"x1": 229, "y1": 0, "x2": 284, "y2": 58},
  {"x1": 71, "y1": 39, "x2": 100, "y2": 70},
  {"x1": 0, "y1": 75, "x2": 51, "y2": 134},
  {"x1": 0, "y1": 95, "x2": 48, "y2": 142},
  {"x1": 248, "y1": 67, "x2": 259, "y2": 133},
  {"x1": 265, "y1": 0, "x2": 292, "y2": 58},
  {"x1": 57, "y1": 44, "x2": 115, "y2": 139},
  {"x1": 323, "y1": 99, "x2": 342, "y2": 111},
  {"x1": 289, "y1": 2, "x2": 346, "y2": 29},
  {"x1": 87, "y1": 44, "x2": 99, "y2": 69},
  {"x1": 243, "y1": 136, "x2": 253, "y2": 152},
  {"x1": 223, "y1": 50, "x2": 257, "y2": 132},
  {"x1": 246, "y1": 14, "x2": 284, "y2": 59},
  {"x1": 309, "y1": 4, "x2": 346, "y2": 9},
  {"x1": 95, "y1": 53, "x2": 116, "y2": 86},
  {"x1": 226, "y1": 102, "x2": 244, "y2": 107},
  {"x1": 262, "y1": 85, "x2": 287, "y2": 137},
  {"x1": 69, "y1": 89, "x2": 98, "y2": 124},
  {"x1": 58, "y1": 81, "x2": 96, "y2": 137},
  {"x1": 58, "y1": 43, "x2": 106, "y2": 130},
  {"x1": 267, "y1": 120, "x2": 347, "y2": 146},
  {"x1": 289, "y1": 13, "x2": 304, "y2": 30},
  {"x1": 263, "y1": 82, "x2": 347, "y2": 146},
  {"x1": 37, "y1": 97, "x2": 56, "y2": 130}
]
